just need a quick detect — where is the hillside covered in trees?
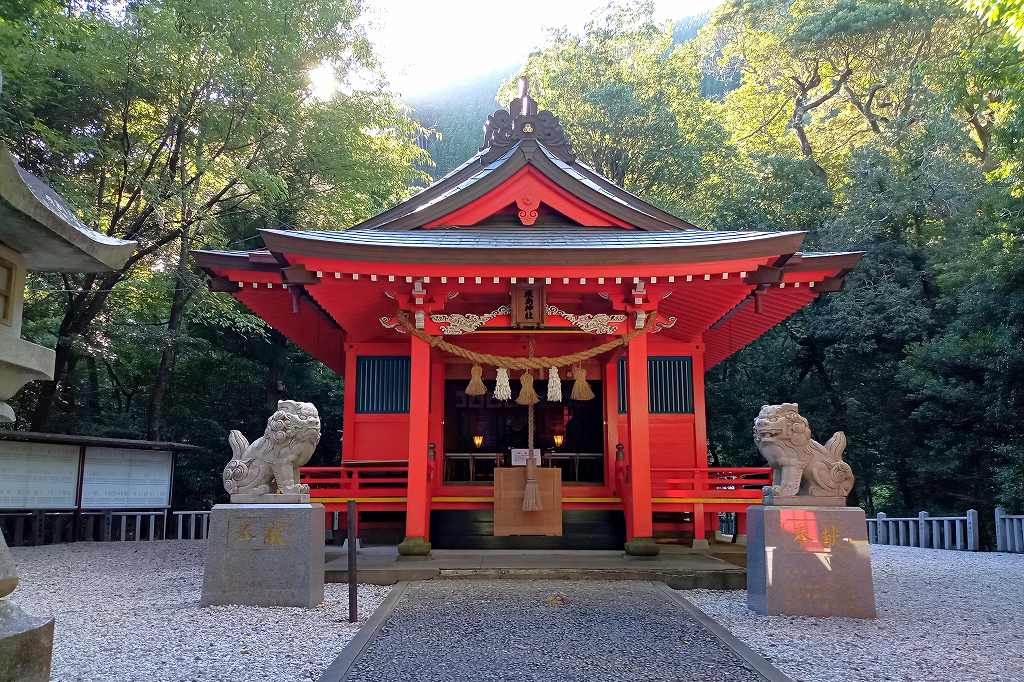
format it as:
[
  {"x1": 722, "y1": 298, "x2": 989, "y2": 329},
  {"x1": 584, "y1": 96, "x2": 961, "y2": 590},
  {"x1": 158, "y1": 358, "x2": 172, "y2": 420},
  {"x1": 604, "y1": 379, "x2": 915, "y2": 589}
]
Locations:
[{"x1": 2, "y1": 0, "x2": 1022, "y2": 521}]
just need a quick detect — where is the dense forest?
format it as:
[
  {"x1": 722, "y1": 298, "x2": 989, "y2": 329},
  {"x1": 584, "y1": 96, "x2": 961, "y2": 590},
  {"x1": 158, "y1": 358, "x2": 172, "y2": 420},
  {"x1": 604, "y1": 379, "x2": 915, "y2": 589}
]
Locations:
[{"x1": 2, "y1": 0, "x2": 1023, "y2": 523}]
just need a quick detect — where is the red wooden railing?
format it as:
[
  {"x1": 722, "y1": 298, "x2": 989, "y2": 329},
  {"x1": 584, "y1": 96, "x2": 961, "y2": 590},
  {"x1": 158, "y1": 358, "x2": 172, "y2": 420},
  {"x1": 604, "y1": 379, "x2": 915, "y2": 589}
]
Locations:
[
  {"x1": 651, "y1": 466, "x2": 771, "y2": 498},
  {"x1": 302, "y1": 463, "x2": 770, "y2": 504},
  {"x1": 301, "y1": 464, "x2": 409, "y2": 499}
]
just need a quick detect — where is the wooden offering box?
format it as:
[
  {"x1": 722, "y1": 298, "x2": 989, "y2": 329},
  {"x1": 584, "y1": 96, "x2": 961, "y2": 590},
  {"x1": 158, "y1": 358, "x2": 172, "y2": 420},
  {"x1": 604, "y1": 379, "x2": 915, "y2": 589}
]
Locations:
[{"x1": 493, "y1": 467, "x2": 562, "y2": 537}]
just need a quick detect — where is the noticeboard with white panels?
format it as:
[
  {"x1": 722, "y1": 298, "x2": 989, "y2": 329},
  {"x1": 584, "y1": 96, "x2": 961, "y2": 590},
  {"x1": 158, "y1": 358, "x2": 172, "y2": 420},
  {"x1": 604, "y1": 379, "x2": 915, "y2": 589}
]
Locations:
[
  {"x1": 0, "y1": 441, "x2": 80, "y2": 509},
  {"x1": 80, "y1": 448, "x2": 173, "y2": 509},
  {"x1": 0, "y1": 442, "x2": 174, "y2": 510}
]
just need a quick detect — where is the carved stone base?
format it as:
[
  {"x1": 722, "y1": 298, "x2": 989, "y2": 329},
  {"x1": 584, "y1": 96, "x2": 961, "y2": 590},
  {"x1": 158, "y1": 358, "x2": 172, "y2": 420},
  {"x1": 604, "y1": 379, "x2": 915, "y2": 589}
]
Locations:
[
  {"x1": 764, "y1": 495, "x2": 847, "y2": 507},
  {"x1": 201, "y1": 503, "x2": 324, "y2": 607},
  {"x1": 397, "y1": 536, "x2": 432, "y2": 557},
  {"x1": 0, "y1": 601, "x2": 54, "y2": 682},
  {"x1": 747, "y1": 505, "x2": 876, "y2": 618},
  {"x1": 230, "y1": 492, "x2": 310, "y2": 504},
  {"x1": 624, "y1": 537, "x2": 660, "y2": 557}
]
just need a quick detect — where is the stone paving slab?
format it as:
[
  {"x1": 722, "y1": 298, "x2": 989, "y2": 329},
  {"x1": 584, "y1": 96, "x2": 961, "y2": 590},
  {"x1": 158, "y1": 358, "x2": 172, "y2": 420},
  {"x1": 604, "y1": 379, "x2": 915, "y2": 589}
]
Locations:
[
  {"x1": 324, "y1": 547, "x2": 746, "y2": 588},
  {"x1": 343, "y1": 580, "x2": 767, "y2": 682}
]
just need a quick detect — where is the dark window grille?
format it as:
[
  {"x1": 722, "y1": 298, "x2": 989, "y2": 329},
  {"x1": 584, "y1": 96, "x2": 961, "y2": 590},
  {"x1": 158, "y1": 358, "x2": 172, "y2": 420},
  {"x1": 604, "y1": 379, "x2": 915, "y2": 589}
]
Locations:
[
  {"x1": 355, "y1": 356, "x2": 410, "y2": 413},
  {"x1": 618, "y1": 355, "x2": 694, "y2": 414}
]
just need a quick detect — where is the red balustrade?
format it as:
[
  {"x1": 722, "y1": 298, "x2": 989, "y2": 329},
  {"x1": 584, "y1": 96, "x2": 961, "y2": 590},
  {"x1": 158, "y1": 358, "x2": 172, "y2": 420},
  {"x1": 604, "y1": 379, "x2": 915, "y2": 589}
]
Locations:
[
  {"x1": 652, "y1": 466, "x2": 771, "y2": 498},
  {"x1": 301, "y1": 463, "x2": 409, "y2": 501}
]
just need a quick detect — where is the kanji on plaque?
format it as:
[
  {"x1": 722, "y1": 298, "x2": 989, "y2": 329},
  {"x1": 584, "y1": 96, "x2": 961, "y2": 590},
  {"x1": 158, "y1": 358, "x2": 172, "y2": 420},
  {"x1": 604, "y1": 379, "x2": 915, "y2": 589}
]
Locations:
[
  {"x1": 792, "y1": 523, "x2": 811, "y2": 545},
  {"x1": 263, "y1": 519, "x2": 286, "y2": 546},
  {"x1": 235, "y1": 520, "x2": 255, "y2": 543},
  {"x1": 822, "y1": 526, "x2": 840, "y2": 548}
]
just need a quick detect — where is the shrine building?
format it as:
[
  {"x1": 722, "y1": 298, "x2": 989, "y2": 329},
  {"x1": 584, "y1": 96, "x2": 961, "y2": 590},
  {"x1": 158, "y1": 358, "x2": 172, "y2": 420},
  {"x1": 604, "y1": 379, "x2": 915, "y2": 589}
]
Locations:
[{"x1": 194, "y1": 79, "x2": 862, "y2": 556}]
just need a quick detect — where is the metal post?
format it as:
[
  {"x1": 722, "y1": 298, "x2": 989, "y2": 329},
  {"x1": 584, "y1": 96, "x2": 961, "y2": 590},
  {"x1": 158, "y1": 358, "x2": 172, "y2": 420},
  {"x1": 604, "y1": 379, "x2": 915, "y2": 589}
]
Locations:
[{"x1": 348, "y1": 500, "x2": 358, "y2": 623}]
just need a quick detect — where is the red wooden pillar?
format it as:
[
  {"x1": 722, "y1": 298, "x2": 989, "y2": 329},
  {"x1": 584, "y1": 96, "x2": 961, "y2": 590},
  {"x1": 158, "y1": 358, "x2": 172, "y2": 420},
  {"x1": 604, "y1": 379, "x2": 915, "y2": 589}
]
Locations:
[
  {"x1": 398, "y1": 334, "x2": 432, "y2": 556},
  {"x1": 602, "y1": 354, "x2": 620, "y2": 492},
  {"x1": 692, "y1": 503, "x2": 709, "y2": 550},
  {"x1": 624, "y1": 330, "x2": 658, "y2": 556}
]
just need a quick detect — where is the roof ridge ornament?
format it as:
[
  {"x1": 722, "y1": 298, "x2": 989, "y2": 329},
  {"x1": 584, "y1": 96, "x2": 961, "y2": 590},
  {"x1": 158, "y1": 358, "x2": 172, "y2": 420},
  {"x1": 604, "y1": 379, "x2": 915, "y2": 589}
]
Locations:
[{"x1": 481, "y1": 76, "x2": 575, "y2": 165}]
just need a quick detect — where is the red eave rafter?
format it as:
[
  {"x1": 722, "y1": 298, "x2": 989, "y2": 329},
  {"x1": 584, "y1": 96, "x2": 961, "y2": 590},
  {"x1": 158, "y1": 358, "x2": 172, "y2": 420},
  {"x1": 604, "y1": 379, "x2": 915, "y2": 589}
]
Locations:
[
  {"x1": 268, "y1": 255, "x2": 779, "y2": 281},
  {"x1": 703, "y1": 286, "x2": 818, "y2": 368},
  {"x1": 209, "y1": 267, "x2": 346, "y2": 374},
  {"x1": 424, "y1": 165, "x2": 634, "y2": 228}
]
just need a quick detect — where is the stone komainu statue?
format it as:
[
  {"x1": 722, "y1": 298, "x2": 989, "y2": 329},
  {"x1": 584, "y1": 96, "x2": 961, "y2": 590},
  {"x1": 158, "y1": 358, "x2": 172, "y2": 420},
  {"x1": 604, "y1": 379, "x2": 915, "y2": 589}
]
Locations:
[
  {"x1": 753, "y1": 403, "x2": 854, "y2": 501},
  {"x1": 222, "y1": 400, "x2": 321, "y2": 498}
]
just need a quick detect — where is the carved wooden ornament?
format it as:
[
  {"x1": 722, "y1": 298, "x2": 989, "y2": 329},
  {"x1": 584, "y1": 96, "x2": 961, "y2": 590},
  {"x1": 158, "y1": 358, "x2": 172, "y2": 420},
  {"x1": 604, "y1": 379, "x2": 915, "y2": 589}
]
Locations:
[{"x1": 516, "y1": 195, "x2": 539, "y2": 225}]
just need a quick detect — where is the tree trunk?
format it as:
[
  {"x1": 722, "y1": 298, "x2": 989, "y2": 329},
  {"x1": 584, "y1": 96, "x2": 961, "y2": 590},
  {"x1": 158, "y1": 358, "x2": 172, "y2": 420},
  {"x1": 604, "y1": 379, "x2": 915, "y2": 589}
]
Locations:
[
  {"x1": 146, "y1": 226, "x2": 193, "y2": 441},
  {"x1": 86, "y1": 356, "x2": 101, "y2": 415},
  {"x1": 30, "y1": 334, "x2": 75, "y2": 431}
]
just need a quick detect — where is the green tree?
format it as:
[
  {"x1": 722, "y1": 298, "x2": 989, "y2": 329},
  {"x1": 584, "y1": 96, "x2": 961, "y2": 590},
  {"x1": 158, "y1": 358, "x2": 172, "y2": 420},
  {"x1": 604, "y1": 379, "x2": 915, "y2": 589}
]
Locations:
[
  {"x1": 0, "y1": 0, "x2": 427, "y2": 434},
  {"x1": 501, "y1": 1, "x2": 730, "y2": 221}
]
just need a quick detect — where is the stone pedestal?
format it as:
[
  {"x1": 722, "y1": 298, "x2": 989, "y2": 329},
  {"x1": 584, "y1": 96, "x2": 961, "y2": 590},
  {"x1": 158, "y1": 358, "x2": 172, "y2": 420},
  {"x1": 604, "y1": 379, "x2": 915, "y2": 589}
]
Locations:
[
  {"x1": 0, "y1": 602, "x2": 53, "y2": 682},
  {"x1": 1, "y1": 530, "x2": 53, "y2": 682},
  {"x1": 747, "y1": 505, "x2": 876, "y2": 619},
  {"x1": 201, "y1": 503, "x2": 325, "y2": 608}
]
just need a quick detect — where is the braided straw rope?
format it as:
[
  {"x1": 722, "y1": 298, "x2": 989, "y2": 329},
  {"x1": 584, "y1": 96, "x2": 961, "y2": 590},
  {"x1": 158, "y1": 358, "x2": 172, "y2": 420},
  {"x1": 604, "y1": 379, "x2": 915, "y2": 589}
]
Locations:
[{"x1": 395, "y1": 311, "x2": 656, "y2": 369}]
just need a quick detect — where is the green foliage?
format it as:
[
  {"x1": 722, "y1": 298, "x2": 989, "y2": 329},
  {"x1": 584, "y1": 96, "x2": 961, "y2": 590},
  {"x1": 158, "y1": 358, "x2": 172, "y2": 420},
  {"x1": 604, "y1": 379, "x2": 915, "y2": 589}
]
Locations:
[
  {"x1": 6, "y1": 0, "x2": 1024, "y2": 526},
  {"x1": 965, "y1": 0, "x2": 1024, "y2": 47},
  {"x1": 2, "y1": 0, "x2": 426, "y2": 495},
  {"x1": 501, "y1": 2, "x2": 730, "y2": 221}
]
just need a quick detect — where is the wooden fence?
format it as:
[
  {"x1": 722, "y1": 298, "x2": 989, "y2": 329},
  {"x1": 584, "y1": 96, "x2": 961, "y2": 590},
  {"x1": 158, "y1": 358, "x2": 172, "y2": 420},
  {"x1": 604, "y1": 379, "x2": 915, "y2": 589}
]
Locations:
[
  {"x1": 867, "y1": 510, "x2": 980, "y2": 551},
  {"x1": 0, "y1": 509, "x2": 211, "y2": 545},
  {"x1": 995, "y1": 506, "x2": 1024, "y2": 553},
  {"x1": 171, "y1": 511, "x2": 211, "y2": 540}
]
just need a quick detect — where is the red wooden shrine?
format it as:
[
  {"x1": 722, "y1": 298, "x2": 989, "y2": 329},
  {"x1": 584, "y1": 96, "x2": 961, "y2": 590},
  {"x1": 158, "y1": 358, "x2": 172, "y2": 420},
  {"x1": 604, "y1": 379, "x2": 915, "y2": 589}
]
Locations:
[{"x1": 195, "y1": 79, "x2": 861, "y2": 555}]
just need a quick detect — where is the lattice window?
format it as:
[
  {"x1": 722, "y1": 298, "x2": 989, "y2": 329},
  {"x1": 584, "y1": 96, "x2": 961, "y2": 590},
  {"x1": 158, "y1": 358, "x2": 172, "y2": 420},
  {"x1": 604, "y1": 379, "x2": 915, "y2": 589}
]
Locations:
[
  {"x1": 355, "y1": 356, "x2": 410, "y2": 413},
  {"x1": 618, "y1": 356, "x2": 694, "y2": 414}
]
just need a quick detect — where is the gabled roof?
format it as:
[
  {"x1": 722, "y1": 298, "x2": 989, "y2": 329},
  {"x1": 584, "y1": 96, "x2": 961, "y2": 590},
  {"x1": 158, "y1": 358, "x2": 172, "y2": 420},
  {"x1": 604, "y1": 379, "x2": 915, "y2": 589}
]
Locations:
[
  {"x1": 349, "y1": 78, "x2": 697, "y2": 232},
  {"x1": 253, "y1": 226, "x2": 806, "y2": 265}
]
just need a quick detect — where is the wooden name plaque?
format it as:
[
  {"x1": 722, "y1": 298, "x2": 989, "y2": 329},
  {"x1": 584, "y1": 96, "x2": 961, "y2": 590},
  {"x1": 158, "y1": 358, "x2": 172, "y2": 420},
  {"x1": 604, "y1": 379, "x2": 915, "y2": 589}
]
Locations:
[{"x1": 493, "y1": 467, "x2": 563, "y2": 537}]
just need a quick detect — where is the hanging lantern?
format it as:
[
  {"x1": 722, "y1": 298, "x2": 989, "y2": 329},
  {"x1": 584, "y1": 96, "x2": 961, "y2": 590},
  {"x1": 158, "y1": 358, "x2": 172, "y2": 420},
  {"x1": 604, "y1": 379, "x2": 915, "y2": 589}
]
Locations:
[
  {"x1": 465, "y1": 364, "x2": 487, "y2": 396},
  {"x1": 494, "y1": 367, "x2": 512, "y2": 400},
  {"x1": 516, "y1": 370, "x2": 539, "y2": 405},
  {"x1": 570, "y1": 365, "x2": 595, "y2": 401},
  {"x1": 546, "y1": 366, "x2": 562, "y2": 401}
]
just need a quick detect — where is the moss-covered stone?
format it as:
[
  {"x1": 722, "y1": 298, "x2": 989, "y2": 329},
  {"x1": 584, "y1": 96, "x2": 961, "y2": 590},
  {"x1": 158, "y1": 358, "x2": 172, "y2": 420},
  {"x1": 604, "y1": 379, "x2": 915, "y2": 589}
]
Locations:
[
  {"x1": 397, "y1": 536, "x2": 432, "y2": 557},
  {"x1": 624, "y1": 537, "x2": 660, "y2": 557}
]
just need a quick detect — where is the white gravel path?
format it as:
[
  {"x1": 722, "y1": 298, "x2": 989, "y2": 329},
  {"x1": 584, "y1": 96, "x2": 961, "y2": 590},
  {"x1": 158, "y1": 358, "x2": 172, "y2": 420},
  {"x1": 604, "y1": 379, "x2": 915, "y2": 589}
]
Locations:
[
  {"x1": 686, "y1": 546, "x2": 1024, "y2": 682},
  {"x1": 7, "y1": 541, "x2": 389, "y2": 682}
]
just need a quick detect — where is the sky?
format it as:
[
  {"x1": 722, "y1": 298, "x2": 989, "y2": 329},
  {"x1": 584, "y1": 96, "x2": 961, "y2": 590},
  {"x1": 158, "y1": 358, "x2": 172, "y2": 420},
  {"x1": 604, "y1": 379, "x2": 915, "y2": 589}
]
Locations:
[{"x1": 310, "y1": 0, "x2": 724, "y2": 99}]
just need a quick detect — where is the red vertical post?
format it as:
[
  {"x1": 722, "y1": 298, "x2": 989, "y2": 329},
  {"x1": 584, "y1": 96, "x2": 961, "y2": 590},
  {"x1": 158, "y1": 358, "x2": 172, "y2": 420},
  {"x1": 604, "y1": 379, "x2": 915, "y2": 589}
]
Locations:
[
  {"x1": 692, "y1": 344, "x2": 709, "y2": 466},
  {"x1": 736, "y1": 512, "x2": 748, "y2": 544},
  {"x1": 341, "y1": 345, "x2": 358, "y2": 462},
  {"x1": 625, "y1": 330, "x2": 658, "y2": 556},
  {"x1": 692, "y1": 503, "x2": 709, "y2": 550},
  {"x1": 603, "y1": 354, "x2": 620, "y2": 491},
  {"x1": 398, "y1": 335, "x2": 432, "y2": 556}
]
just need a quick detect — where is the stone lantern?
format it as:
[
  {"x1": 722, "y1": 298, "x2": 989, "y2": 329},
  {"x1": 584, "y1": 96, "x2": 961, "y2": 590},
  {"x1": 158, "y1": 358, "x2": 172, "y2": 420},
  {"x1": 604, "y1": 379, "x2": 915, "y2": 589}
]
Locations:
[
  {"x1": 0, "y1": 142, "x2": 137, "y2": 678},
  {"x1": 0, "y1": 144, "x2": 137, "y2": 422}
]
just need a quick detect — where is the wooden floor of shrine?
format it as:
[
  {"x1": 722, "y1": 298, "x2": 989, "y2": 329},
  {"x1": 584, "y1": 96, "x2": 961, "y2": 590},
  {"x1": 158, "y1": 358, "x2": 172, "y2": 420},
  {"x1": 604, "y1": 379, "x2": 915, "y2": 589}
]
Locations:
[{"x1": 324, "y1": 541, "x2": 748, "y2": 589}]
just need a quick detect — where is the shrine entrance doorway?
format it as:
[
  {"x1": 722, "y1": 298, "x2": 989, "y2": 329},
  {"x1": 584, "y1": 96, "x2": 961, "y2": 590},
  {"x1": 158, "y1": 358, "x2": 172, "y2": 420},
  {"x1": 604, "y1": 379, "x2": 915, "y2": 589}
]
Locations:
[{"x1": 442, "y1": 379, "x2": 605, "y2": 486}]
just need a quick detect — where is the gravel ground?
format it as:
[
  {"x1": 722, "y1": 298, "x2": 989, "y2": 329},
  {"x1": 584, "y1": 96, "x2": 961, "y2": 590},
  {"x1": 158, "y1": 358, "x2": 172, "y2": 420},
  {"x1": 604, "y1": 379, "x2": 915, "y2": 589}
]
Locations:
[
  {"x1": 7, "y1": 541, "x2": 389, "y2": 682},
  {"x1": 686, "y1": 545, "x2": 1024, "y2": 682},
  {"x1": 347, "y1": 579, "x2": 760, "y2": 682}
]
